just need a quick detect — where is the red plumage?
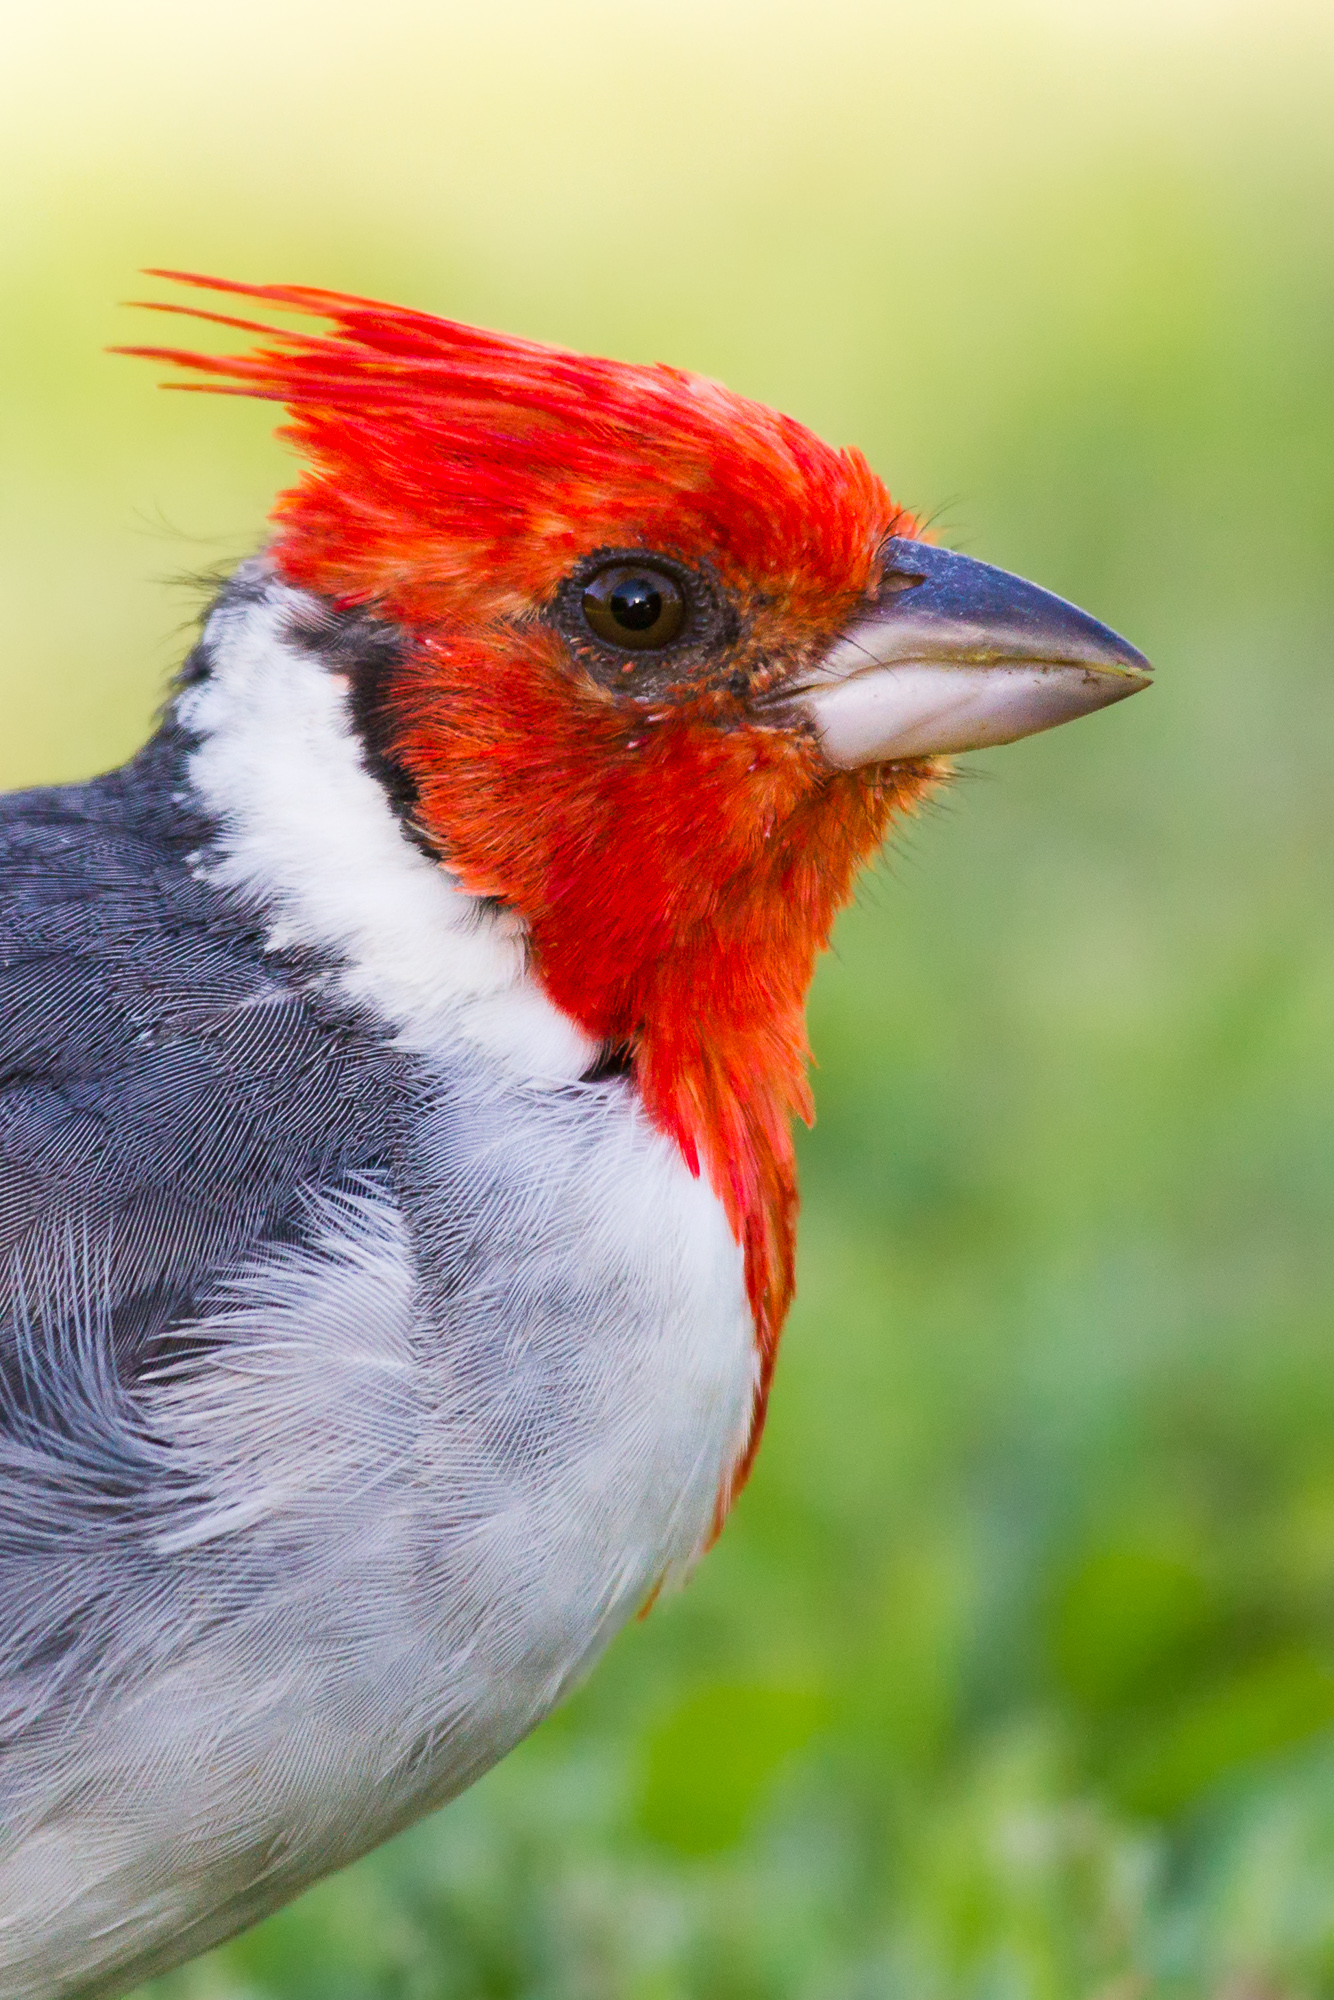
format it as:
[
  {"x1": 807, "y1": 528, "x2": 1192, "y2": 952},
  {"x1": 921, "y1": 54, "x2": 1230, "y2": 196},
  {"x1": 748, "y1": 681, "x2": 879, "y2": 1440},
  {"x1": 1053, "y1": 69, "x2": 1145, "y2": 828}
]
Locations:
[{"x1": 121, "y1": 274, "x2": 937, "y2": 1494}]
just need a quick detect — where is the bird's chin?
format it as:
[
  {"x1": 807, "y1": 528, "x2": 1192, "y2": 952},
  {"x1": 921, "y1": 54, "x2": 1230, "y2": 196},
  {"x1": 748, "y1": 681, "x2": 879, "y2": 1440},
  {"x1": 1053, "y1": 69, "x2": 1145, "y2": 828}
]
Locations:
[{"x1": 790, "y1": 537, "x2": 1152, "y2": 768}]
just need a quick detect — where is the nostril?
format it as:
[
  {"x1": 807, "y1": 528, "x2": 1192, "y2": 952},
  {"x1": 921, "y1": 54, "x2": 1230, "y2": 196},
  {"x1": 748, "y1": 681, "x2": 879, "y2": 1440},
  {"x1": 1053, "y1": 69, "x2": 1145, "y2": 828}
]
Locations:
[{"x1": 876, "y1": 567, "x2": 927, "y2": 598}]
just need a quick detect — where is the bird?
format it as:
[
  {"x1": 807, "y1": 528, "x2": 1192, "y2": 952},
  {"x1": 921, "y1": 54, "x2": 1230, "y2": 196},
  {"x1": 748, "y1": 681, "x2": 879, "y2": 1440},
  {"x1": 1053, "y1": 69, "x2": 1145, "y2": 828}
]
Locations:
[{"x1": 0, "y1": 274, "x2": 1151, "y2": 1999}]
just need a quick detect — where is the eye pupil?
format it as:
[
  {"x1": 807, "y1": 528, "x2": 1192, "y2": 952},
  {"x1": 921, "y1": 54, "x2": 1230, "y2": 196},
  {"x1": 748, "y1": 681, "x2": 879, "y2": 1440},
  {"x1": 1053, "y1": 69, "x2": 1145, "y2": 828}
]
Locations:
[
  {"x1": 609, "y1": 579, "x2": 662, "y2": 632},
  {"x1": 580, "y1": 560, "x2": 687, "y2": 652}
]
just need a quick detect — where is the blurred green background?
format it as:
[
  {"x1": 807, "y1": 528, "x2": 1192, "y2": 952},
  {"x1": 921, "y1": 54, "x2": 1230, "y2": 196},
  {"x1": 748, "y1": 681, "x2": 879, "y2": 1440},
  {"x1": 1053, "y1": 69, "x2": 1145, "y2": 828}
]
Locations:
[{"x1": 4, "y1": 1, "x2": 1334, "y2": 1993}]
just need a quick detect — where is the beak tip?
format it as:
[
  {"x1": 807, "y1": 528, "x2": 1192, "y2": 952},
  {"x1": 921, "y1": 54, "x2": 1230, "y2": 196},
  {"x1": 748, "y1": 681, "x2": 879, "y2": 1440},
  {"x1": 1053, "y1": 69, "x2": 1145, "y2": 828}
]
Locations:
[{"x1": 1102, "y1": 653, "x2": 1154, "y2": 702}]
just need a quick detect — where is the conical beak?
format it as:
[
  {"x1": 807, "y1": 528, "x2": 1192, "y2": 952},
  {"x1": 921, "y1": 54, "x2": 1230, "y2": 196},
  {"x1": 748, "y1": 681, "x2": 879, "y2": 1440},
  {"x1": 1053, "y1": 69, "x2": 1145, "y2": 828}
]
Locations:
[{"x1": 797, "y1": 537, "x2": 1152, "y2": 767}]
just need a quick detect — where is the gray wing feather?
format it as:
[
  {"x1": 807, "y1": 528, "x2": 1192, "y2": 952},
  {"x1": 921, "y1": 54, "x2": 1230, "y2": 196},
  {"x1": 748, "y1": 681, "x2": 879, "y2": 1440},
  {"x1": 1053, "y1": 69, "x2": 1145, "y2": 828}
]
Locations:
[{"x1": 0, "y1": 731, "x2": 413, "y2": 1742}]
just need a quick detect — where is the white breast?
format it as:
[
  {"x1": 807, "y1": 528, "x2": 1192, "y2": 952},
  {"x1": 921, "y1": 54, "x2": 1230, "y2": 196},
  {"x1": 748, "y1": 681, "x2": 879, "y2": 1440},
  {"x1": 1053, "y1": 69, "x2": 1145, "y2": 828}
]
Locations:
[{"x1": 2, "y1": 1123, "x2": 754, "y2": 1999}]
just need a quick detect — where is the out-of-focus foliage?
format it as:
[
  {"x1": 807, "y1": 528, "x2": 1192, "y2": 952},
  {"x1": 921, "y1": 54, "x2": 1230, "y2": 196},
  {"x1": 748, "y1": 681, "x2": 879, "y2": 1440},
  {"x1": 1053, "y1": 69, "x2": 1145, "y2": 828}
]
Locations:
[{"x1": 4, "y1": 2, "x2": 1333, "y2": 1993}]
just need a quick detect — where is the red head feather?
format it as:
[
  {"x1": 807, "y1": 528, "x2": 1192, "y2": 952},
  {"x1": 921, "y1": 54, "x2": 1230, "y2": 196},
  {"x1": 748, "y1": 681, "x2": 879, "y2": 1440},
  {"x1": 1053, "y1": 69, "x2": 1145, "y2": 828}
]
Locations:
[{"x1": 122, "y1": 274, "x2": 939, "y2": 1497}]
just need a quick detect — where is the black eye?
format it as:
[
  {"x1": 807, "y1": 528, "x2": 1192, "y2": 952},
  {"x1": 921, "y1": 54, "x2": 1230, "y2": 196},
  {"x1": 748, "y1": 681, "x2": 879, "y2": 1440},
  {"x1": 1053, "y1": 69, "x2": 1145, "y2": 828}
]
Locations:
[{"x1": 581, "y1": 564, "x2": 686, "y2": 651}]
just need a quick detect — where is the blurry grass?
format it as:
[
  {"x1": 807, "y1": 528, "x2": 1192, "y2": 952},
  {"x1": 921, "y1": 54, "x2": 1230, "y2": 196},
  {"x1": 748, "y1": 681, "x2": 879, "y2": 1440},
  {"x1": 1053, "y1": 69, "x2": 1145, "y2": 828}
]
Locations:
[{"x1": 4, "y1": 2, "x2": 1334, "y2": 1994}]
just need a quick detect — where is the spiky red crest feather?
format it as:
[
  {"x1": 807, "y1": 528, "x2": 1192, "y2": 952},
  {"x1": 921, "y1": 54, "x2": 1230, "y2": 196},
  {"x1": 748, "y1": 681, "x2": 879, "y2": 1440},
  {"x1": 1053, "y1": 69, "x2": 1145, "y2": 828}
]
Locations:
[
  {"x1": 124, "y1": 272, "x2": 901, "y2": 620},
  {"x1": 123, "y1": 275, "x2": 938, "y2": 1496}
]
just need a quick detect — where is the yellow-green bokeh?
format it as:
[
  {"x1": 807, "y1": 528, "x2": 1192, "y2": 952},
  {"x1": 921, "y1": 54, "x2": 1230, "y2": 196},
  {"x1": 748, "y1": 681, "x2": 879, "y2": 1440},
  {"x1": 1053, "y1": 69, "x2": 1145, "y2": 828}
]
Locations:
[{"x1": 4, "y1": 4, "x2": 1334, "y2": 1994}]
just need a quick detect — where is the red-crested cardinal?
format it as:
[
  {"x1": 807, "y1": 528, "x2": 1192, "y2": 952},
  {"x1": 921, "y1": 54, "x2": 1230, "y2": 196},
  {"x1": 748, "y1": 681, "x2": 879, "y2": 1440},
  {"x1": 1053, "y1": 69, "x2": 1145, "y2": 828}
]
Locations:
[{"x1": 0, "y1": 276, "x2": 1150, "y2": 1998}]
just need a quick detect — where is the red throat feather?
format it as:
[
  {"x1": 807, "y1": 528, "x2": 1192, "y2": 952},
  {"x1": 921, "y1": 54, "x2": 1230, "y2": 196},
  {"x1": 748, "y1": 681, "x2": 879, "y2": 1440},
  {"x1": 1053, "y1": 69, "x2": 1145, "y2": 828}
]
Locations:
[{"x1": 120, "y1": 274, "x2": 939, "y2": 1497}]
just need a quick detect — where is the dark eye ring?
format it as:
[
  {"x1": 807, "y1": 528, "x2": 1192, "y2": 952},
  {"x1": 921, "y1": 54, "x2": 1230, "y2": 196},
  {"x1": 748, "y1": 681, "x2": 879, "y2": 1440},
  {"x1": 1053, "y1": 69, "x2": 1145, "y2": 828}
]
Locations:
[{"x1": 581, "y1": 563, "x2": 686, "y2": 651}]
